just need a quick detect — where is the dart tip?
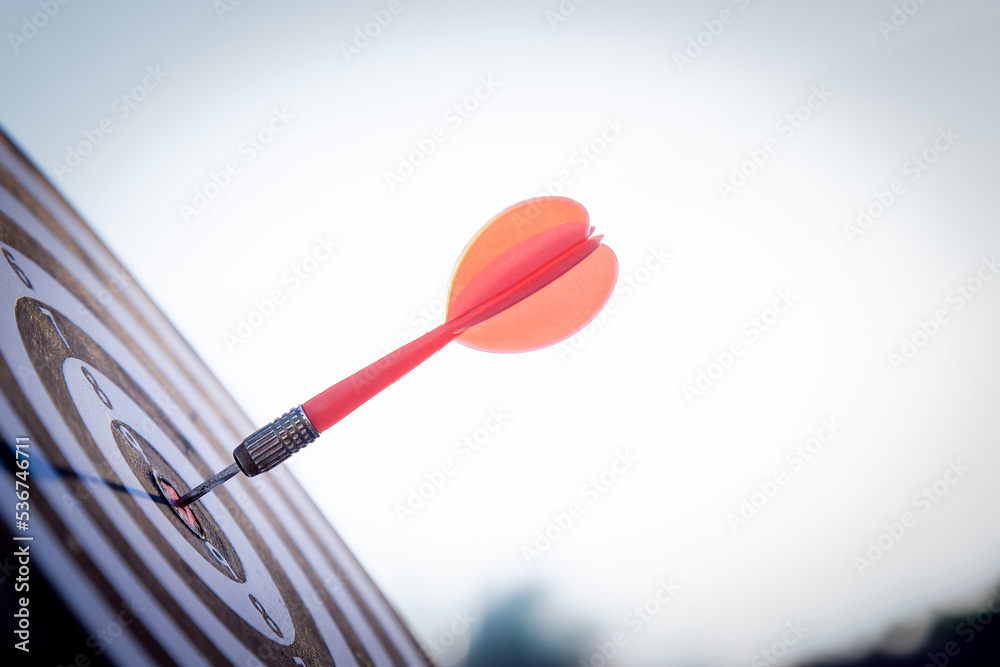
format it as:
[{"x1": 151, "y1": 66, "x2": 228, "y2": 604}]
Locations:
[{"x1": 173, "y1": 462, "x2": 241, "y2": 508}]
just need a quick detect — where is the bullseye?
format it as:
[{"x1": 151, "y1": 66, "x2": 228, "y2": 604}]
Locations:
[{"x1": 156, "y1": 475, "x2": 204, "y2": 538}]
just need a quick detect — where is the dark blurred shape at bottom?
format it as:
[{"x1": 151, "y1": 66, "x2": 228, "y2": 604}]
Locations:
[
  {"x1": 461, "y1": 584, "x2": 1000, "y2": 666},
  {"x1": 462, "y1": 587, "x2": 594, "y2": 667},
  {"x1": 803, "y1": 591, "x2": 1000, "y2": 667}
]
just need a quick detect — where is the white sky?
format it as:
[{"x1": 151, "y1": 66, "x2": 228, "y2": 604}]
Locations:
[{"x1": 2, "y1": 1, "x2": 1000, "y2": 664}]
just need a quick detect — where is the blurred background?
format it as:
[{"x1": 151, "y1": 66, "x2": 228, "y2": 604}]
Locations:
[{"x1": 2, "y1": 1, "x2": 999, "y2": 664}]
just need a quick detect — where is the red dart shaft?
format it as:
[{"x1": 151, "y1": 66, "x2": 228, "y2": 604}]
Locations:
[
  {"x1": 302, "y1": 321, "x2": 458, "y2": 432},
  {"x1": 301, "y1": 233, "x2": 602, "y2": 433}
]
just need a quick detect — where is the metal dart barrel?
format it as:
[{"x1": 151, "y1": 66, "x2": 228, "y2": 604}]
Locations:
[
  {"x1": 232, "y1": 405, "x2": 320, "y2": 477},
  {"x1": 174, "y1": 406, "x2": 319, "y2": 507}
]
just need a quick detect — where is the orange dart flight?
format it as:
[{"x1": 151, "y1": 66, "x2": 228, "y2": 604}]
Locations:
[{"x1": 176, "y1": 196, "x2": 618, "y2": 507}]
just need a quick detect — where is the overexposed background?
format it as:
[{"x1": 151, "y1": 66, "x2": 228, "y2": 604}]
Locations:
[{"x1": 2, "y1": 1, "x2": 999, "y2": 664}]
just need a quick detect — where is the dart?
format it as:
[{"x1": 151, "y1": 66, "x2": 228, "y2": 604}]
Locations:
[{"x1": 175, "y1": 196, "x2": 619, "y2": 507}]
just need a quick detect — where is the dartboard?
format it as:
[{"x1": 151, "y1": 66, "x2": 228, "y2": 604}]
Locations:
[{"x1": 0, "y1": 130, "x2": 429, "y2": 666}]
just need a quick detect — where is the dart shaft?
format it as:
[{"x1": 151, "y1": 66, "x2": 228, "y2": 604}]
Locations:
[
  {"x1": 174, "y1": 462, "x2": 240, "y2": 507},
  {"x1": 302, "y1": 322, "x2": 458, "y2": 432}
]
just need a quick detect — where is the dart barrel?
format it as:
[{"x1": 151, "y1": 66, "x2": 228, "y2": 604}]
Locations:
[{"x1": 233, "y1": 405, "x2": 320, "y2": 477}]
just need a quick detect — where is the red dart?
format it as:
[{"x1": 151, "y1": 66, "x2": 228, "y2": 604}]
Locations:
[{"x1": 175, "y1": 196, "x2": 618, "y2": 507}]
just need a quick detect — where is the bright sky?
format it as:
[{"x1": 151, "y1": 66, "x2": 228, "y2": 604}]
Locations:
[{"x1": 2, "y1": 1, "x2": 999, "y2": 664}]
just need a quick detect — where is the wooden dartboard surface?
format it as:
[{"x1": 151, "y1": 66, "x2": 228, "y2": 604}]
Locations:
[{"x1": 0, "y1": 129, "x2": 430, "y2": 666}]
